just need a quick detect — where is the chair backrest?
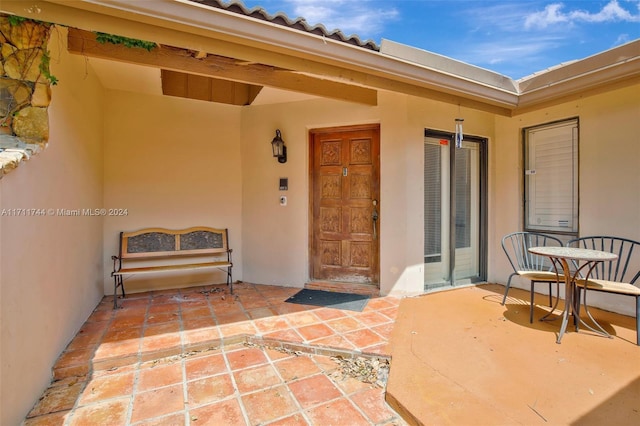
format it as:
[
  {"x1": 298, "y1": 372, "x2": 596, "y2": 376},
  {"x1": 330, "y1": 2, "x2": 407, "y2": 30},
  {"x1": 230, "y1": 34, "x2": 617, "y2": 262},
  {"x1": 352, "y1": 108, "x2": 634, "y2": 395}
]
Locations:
[
  {"x1": 502, "y1": 232, "x2": 564, "y2": 274},
  {"x1": 567, "y1": 236, "x2": 640, "y2": 284}
]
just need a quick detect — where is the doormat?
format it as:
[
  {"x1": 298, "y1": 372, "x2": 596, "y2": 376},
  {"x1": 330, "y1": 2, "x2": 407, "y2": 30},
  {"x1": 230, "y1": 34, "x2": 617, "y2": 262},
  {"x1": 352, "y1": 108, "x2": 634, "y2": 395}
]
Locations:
[{"x1": 285, "y1": 289, "x2": 370, "y2": 312}]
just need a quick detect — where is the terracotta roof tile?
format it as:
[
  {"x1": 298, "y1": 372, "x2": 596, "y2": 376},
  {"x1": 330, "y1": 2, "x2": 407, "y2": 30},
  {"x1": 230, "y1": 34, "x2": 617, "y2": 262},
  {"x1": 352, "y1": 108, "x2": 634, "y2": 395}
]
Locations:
[{"x1": 189, "y1": 0, "x2": 379, "y2": 51}]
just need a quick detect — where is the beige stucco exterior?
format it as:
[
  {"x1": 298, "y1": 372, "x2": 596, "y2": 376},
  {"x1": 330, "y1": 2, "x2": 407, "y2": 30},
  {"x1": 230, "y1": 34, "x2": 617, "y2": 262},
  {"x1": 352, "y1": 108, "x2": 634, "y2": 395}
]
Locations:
[
  {"x1": 0, "y1": 2, "x2": 639, "y2": 424},
  {"x1": 1, "y1": 28, "x2": 105, "y2": 424}
]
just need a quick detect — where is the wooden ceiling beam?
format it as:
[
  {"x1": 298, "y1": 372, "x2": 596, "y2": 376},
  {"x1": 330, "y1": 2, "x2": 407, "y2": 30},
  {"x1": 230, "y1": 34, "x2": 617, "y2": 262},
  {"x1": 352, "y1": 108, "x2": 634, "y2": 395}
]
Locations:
[{"x1": 67, "y1": 28, "x2": 377, "y2": 106}]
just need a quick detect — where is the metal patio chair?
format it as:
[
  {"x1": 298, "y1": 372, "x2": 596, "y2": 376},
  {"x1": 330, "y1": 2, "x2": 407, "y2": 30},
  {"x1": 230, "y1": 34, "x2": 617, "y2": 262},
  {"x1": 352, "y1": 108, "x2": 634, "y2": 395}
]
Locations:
[
  {"x1": 567, "y1": 236, "x2": 640, "y2": 345},
  {"x1": 501, "y1": 231, "x2": 565, "y2": 323}
]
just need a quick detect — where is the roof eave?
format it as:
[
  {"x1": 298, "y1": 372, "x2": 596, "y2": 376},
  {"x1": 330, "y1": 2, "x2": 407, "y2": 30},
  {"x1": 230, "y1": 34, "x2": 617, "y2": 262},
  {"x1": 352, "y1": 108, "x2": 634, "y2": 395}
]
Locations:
[{"x1": 34, "y1": 0, "x2": 519, "y2": 109}]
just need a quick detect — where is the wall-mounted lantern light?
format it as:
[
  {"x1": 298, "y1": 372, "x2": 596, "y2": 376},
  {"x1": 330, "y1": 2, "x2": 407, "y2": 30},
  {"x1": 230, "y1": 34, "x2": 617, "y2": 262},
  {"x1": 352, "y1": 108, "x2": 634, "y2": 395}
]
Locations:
[{"x1": 271, "y1": 129, "x2": 287, "y2": 163}]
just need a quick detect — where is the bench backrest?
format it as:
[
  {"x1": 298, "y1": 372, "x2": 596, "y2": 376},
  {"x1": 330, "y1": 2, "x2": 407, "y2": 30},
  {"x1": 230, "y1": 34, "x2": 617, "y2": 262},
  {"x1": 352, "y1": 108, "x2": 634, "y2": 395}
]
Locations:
[{"x1": 119, "y1": 227, "x2": 229, "y2": 259}]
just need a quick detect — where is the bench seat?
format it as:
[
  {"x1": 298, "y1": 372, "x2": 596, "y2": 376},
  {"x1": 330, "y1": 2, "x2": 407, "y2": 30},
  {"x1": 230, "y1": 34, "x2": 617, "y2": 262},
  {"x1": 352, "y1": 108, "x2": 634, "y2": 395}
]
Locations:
[{"x1": 111, "y1": 227, "x2": 232, "y2": 308}]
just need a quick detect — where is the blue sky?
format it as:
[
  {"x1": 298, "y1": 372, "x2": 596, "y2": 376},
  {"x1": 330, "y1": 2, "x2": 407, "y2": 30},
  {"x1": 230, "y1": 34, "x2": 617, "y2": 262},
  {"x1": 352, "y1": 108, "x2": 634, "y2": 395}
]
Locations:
[{"x1": 236, "y1": 0, "x2": 640, "y2": 79}]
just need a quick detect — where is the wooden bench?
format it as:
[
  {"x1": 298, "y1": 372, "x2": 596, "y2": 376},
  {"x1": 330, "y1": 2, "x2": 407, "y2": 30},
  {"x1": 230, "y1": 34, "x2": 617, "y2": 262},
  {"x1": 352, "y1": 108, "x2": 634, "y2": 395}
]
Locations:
[{"x1": 111, "y1": 227, "x2": 233, "y2": 308}]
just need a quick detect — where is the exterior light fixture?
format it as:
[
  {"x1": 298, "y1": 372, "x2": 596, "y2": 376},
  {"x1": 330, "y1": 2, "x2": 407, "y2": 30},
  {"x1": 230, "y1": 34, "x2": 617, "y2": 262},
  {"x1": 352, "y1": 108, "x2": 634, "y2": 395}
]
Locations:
[
  {"x1": 271, "y1": 129, "x2": 287, "y2": 163},
  {"x1": 455, "y1": 118, "x2": 464, "y2": 148}
]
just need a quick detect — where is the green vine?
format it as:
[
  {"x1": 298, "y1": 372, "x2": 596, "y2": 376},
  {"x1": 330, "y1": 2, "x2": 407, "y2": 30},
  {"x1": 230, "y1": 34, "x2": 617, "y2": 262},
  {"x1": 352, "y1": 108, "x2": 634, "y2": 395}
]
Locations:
[
  {"x1": 6, "y1": 15, "x2": 58, "y2": 85},
  {"x1": 7, "y1": 15, "x2": 27, "y2": 26},
  {"x1": 95, "y1": 32, "x2": 156, "y2": 51},
  {"x1": 39, "y1": 49, "x2": 58, "y2": 85}
]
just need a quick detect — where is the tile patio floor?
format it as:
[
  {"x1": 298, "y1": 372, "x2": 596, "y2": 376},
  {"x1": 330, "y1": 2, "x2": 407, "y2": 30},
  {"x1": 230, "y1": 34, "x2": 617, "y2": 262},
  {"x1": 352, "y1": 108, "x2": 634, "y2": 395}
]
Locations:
[{"x1": 23, "y1": 282, "x2": 407, "y2": 426}]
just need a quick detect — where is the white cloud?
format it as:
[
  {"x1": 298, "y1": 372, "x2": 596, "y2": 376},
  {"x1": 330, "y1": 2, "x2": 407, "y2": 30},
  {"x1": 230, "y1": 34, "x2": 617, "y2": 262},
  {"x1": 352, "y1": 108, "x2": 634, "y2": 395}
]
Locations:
[
  {"x1": 283, "y1": 0, "x2": 399, "y2": 36},
  {"x1": 524, "y1": 0, "x2": 640, "y2": 29}
]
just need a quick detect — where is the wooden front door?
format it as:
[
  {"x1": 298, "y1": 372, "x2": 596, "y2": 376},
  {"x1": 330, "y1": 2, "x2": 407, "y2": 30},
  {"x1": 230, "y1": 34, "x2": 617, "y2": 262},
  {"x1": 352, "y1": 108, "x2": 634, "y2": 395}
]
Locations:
[{"x1": 309, "y1": 124, "x2": 380, "y2": 285}]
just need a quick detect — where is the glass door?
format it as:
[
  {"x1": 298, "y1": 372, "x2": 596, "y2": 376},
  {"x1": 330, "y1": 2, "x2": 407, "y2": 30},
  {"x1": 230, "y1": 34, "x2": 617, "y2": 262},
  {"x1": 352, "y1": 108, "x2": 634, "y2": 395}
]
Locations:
[{"x1": 424, "y1": 132, "x2": 485, "y2": 289}]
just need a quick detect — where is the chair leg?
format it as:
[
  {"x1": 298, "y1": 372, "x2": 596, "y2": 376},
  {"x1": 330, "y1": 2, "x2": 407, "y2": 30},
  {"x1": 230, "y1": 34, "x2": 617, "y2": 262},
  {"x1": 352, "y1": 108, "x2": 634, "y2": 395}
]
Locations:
[
  {"x1": 548, "y1": 282, "x2": 553, "y2": 307},
  {"x1": 502, "y1": 273, "x2": 516, "y2": 305},
  {"x1": 530, "y1": 281, "x2": 535, "y2": 324}
]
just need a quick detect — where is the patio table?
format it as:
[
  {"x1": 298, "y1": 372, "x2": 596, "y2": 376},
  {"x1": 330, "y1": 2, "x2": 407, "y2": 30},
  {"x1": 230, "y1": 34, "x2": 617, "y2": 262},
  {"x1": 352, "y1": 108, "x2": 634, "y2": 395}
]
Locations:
[{"x1": 528, "y1": 246, "x2": 618, "y2": 344}]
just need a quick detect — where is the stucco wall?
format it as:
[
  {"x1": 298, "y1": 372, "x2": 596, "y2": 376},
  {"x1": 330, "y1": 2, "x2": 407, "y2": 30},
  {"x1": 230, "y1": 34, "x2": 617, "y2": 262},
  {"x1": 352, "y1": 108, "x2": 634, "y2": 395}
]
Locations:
[
  {"x1": 0, "y1": 28, "x2": 105, "y2": 425},
  {"x1": 491, "y1": 83, "x2": 640, "y2": 315},
  {"x1": 239, "y1": 91, "x2": 497, "y2": 296},
  {"x1": 102, "y1": 90, "x2": 243, "y2": 294}
]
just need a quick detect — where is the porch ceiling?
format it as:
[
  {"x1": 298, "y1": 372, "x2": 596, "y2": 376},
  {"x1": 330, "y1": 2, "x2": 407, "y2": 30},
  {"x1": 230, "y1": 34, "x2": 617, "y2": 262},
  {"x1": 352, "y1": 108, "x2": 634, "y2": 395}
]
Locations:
[{"x1": 66, "y1": 28, "x2": 376, "y2": 106}]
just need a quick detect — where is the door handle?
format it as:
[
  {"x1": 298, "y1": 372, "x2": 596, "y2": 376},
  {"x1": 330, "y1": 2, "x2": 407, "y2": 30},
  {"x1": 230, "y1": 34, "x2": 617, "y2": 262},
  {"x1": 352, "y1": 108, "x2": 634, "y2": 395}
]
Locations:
[{"x1": 372, "y1": 199, "x2": 378, "y2": 240}]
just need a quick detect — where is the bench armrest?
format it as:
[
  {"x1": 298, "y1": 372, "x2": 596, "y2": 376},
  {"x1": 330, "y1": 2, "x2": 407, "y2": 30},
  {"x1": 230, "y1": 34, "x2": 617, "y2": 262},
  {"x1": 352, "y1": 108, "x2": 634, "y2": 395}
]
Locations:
[{"x1": 111, "y1": 255, "x2": 121, "y2": 274}]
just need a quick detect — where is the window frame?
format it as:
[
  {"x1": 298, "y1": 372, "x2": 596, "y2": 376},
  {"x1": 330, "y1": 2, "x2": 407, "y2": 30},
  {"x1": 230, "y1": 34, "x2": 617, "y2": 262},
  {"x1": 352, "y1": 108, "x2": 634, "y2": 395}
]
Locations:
[{"x1": 523, "y1": 117, "x2": 579, "y2": 235}]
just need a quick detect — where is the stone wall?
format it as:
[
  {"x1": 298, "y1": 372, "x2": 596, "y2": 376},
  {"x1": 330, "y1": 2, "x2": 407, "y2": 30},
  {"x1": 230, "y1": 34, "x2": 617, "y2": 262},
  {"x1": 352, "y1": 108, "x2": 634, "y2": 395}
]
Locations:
[{"x1": 0, "y1": 15, "x2": 53, "y2": 178}]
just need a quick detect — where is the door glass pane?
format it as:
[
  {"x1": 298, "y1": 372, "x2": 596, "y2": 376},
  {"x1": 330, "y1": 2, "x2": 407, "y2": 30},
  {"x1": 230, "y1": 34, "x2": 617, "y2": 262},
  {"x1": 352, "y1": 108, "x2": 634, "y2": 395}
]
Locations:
[
  {"x1": 424, "y1": 135, "x2": 481, "y2": 287},
  {"x1": 455, "y1": 147, "x2": 470, "y2": 249},
  {"x1": 424, "y1": 142, "x2": 441, "y2": 263}
]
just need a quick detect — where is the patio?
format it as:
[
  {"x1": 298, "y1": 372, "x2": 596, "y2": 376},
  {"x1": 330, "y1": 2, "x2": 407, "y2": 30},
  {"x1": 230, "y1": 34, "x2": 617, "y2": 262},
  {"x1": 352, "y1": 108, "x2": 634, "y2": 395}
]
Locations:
[
  {"x1": 22, "y1": 282, "x2": 639, "y2": 425},
  {"x1": 23, "y1": 283, "x2": 405, "y2": 425}
]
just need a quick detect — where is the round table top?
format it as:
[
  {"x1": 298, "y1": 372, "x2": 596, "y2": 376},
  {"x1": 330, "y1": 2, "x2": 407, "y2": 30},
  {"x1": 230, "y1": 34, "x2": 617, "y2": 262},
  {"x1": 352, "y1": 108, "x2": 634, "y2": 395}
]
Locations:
[{"x1": 528, "y1": 246, "x2": 618, "y2": 262}]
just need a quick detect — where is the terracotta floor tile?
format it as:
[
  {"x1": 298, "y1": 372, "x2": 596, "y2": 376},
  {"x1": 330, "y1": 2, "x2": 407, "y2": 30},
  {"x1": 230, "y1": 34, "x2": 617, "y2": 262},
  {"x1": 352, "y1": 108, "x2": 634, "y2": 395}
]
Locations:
[
  {"x1": 262, "y1": 328, "x2": 304, "y2": 343},
  {"x1": 241, "y1": 385, "x2": 299, "y2": 425},
  {"x1": 150, "y1": 294, "x2": 181, "y2": 305},
  {"x1": 111, "y1": 313, "x2": 146, "y2": 329},
  {"x1": 331, "y1": 374, "x2": 374, "y2": 395},
  {"x1": 350, "y1": 387, "x2": 399, "y2": 424},
  {"x1": 253, "y1": 315, "x2": 291, "y2": 333},
  {"x1": 287, "y1": 374, "x2": 342, "y2": 408},
  {"x1": 226, "y1": 347, "x2": 268, "y2": 370},
  {"x1": 23, "y1": 410, "x2": 71, "y2": 426},
  {"x1": 313, "y1": 307, "x2": 348, "y2": 321},
  {"x1": 102, "y1": 325, "x2": 143, "y2": 342},
  {"x1": 343, "y1": 328, "x2": 385, "y2": 349},
  {"x1": 131, "y1": 384, "x2": 185, "y2": 423},
  {"x1": 371, "y1": 322, "x2": 395, "y2": 339},
  {"x1": 180, "y1": 306, "x2": 212, "y2": 320},
  {"x1": 216, "y1": 311, "x2": 251, "y2": 325},
  {"x1": 310, "y1": 334, "x2": 358, "y2": 351},
  {"x1": 247, "y1": 306, "x2": 278, "y2": 319},
  {"x1": 234, "y1": 364, "x2": 281, "y2": 394},
  {"x1": 352, "y1": 311, "x2": 391, "y2": 327},
  {"x1": 146, "y1": 311, "x2": 180, "y2": 325},
  {"x1": 218, "y1": 321, "x2": 257, "y2": 338},
  {"x1": 140, "y1": 332, "x2": 182, "y2": 353},
  {"x1": 27, "y1": 382, "x2": 85, "y2": 418},
  {"x1": 188, "y1": 398, "x2": 245, "y2": 425},
  {"x1": 378, "y1": 306, "x2": 399, "y2": 320},
  {"x1": 78, "y1": 371, "x2": 135, "y2": 405},
  {"x1": 326, "y1": 316, "x2": 364, "y2": 333},
  {"x1": 144, "y1": 322, "x2": 181, "y2": 337},
  {"x1": 68, "y1": 398, "x2": 129, "y2": 426},
  {"x1": 296, "y1": 323, "x2": 335, "y2": 342},
  {"x1": 273, "y1": 302, "x2": 310, "y2": 314},
  {"x1": 182, "y1": 326, "x2": 221, "y2": 347},
  {"x1": 284, "y1": 311, "x2": 322, "y2": 327},
  {"x1": 266, "y1": 413, "x2": 309, "y2": 426},
  {"x1": 94, "y1": 338, "x2": 140, "y2": 360},
  {"x1": 263, "y1": 347, "x2": 293, "y2": 361},
  {"x1": 362, "y1": 343, "x2": 390, "y2": 356},
  {"x1": 182, "y1": 315, "x2": 216, "y2": 330},
  {"x1": 211, "y1": 301, "x2": 245, "y2": 315},
  {"x1": 53, "y1": 347, "x2": 94, "y2": 370},
  {"x1": 25, "y1": 284, "x2": 404, "y2": 426},
  {"x1": 365, "y1": 297, "x2": 397, "y2": 310},
  {"x1": 185, "y1": 353, "x2": 227, "y2": 380},
  {"x1": 138, "y1": 362, "x2": 184, "y2": 391},
  {"x1": 134, "y1": 412, "x2": 186, "y2": 426},
  {"x1": 305, "y1": 398, "x2": 370, "y2": 426},
  {"x1": 238, "y1": 296, "x2": 270, "y2": 310},
  {"x1": 274, "y1": 355, "x2": 321, "y2": 382},
  {"x1": 186, "y1": 373, "x2": 235, "y2": 406}
]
